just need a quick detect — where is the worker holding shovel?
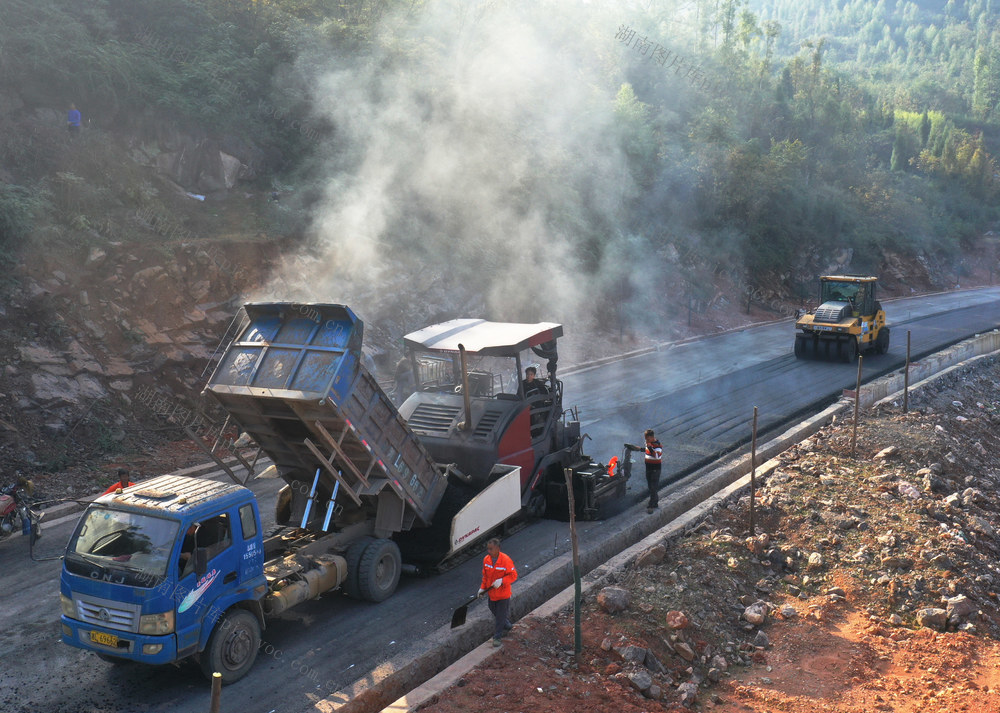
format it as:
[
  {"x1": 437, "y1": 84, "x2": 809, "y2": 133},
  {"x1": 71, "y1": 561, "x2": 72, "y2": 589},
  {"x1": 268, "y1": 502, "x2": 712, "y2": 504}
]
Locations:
[{"x1": 479, "y1": 537, "x2": 517, "y2": 647}]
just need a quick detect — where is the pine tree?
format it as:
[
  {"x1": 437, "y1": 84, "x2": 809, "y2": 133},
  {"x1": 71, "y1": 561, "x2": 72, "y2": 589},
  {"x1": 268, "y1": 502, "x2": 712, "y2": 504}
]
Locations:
[{"x1": 891, "y1": 130, "x2": 906, "y2": 171}]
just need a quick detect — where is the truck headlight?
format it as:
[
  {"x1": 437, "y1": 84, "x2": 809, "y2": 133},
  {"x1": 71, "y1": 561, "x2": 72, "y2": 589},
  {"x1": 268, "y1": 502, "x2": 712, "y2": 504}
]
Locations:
[
  {"x1": 61, "y1": 594, "x2": 76, "y2": 618},
  {"x1": 139, "y1": 610, "x2": 175, "y2": 635}
]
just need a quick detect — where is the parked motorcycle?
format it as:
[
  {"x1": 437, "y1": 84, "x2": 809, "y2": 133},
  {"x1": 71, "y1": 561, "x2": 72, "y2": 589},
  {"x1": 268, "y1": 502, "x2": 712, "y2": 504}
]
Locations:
[{"x1": 0, "y1": 477, "x2": 40, "y2": 541}]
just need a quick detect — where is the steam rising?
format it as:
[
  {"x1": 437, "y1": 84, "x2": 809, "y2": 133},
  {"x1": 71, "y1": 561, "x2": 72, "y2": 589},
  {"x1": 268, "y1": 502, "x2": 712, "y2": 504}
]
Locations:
[{"x1": 267, "y1": 1, "x2": 648, "y2": 333}]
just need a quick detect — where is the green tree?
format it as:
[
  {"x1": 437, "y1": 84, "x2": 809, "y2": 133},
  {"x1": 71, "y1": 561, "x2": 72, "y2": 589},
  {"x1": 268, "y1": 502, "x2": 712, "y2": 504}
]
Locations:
[
  {"x1": 890, "y1": 128, "x2": 918, "y2": 171},
  {"x1": 719, "y1": 0, "x2": 743, "y2": 53},
  {"x1": 614, "y1": 83, "x2": 658, "y2": 188},
  {"x1": 972, "y1": 45, "x2": 997, "y2": 119},
  {"x1": 0, "y1": 183, "x2": 49, "y2": 253},
  {"x1": 919, "y1": 109, "x2": 931, "y2": 146},
  {"x1": 738, "y1": 9, "x2": 761, "y2": 54}
]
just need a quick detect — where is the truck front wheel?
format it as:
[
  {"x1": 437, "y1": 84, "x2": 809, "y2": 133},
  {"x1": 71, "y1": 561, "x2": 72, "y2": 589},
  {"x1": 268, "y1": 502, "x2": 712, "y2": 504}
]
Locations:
[
  {"x1": 358, "y1": 538, "x2": 402, "y2": 603},
  {"x1": 200, "y1": 609, "x2": 260, "y2": 684},
  {"x1": 343, "y1": 536, "x2": 375, "y2": 599},
  {"x1": 275, "y1": 485, "x2": 292, "y2": 526}
]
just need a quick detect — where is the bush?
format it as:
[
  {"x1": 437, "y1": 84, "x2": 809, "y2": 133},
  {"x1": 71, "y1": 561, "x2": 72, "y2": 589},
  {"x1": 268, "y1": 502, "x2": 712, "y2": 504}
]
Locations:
[{"x1": 0, "y1": 183, "x2": 50, "y2": 251}]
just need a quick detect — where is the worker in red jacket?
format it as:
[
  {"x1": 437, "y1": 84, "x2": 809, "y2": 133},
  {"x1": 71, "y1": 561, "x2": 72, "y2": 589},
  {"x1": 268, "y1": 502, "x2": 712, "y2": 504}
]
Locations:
[
  {"x1": 102, "y1": 468, "x2": 134, "y2": 496},
  {"x1": 627, "y1": 428, "x2": 663, "y2": 514},
  {"x1": 478, "y1": 537, "x2": 517, "y2": 647}
]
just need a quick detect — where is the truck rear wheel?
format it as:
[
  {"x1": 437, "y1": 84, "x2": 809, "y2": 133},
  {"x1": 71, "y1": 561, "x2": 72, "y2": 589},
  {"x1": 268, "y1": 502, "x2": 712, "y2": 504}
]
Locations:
[
  {"x1": 343, "y1": 536, "x2": 375, "y2": 599},
  {"x1": 358, "y1": 538, "x2": 402, "y2": 603},
  {"x1": 200, "y1": 609, "x2": 260, "y2": 684}
]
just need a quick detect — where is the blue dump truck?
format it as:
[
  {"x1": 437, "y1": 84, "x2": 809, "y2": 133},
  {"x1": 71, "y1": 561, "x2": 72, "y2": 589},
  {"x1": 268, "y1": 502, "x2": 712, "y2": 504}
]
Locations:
[{"x1": 60, "y1": 304, "x2": 627, "y2": 683}]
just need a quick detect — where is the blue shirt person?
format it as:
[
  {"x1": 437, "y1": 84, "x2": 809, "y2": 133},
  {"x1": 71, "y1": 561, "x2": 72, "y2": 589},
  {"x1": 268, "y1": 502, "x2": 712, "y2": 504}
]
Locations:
[{"x1": 67, "y1": 104, "x2": 81, "y2": 135}]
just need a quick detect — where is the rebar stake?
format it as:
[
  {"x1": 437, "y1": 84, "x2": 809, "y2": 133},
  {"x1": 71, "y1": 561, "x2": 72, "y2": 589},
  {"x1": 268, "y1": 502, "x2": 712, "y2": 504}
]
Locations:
[{"x1": 852, "y1": 355, "x2": 863, "y2": 456}]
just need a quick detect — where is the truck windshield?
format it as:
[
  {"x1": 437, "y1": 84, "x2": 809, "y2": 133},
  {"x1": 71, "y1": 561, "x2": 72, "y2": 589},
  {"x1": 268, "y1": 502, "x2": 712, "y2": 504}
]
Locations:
[
  {"x1": 68, "y1": 507, "x2": 180, "y2": 579},
  {"x1": 414, "y1": 353, "x2": 517, "y2": 396},
  {"x1": 821, "y1": 282, "x2": 860, "y2": 303}
]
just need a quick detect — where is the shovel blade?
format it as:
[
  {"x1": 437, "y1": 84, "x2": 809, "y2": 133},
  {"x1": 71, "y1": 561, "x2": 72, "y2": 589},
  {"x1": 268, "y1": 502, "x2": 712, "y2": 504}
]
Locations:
[
  {"x1": 451, "y1": 594, "x2": 480, "y2": 629},
  {"x1": 450, "y1": 602, "x2": 469, "y2": 629}
]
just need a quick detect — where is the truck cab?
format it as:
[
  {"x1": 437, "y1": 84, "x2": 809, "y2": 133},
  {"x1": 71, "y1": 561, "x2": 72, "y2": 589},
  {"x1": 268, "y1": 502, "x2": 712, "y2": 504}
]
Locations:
[{"x1": 60, "y1": 476, "x2": 266, "y2": 681}]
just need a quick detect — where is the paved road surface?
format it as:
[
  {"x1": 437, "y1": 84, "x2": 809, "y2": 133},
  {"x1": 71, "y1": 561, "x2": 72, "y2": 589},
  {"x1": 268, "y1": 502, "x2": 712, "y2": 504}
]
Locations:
[{"x1": 2, "y1": 288, "x2": 999, "y2": 713}]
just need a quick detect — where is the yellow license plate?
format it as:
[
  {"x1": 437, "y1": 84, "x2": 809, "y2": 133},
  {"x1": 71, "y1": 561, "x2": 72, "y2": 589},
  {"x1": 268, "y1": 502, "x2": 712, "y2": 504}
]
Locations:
[{"x1": 90, "y1": 630, "x2": 119, "y2": 648}]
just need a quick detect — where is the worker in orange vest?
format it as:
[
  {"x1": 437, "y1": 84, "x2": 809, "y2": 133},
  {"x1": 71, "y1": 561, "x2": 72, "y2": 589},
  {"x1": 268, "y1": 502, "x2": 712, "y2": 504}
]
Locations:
[
  {"x1": 478, "y1": 537, "x2": 518, "y2": 647},
  {"x1": 627, "y1": 428, "x2": 662, "y2": 513}
]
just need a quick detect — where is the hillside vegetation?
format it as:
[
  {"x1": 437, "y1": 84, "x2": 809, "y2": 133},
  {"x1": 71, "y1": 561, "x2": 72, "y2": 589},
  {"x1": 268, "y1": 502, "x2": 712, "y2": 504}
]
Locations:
[
  {"x1": 1, "y1": 0, "x2": 1000, "y2": 476},
  {"x1": 0, "y1": 1, "x2": 997, "y2": 309}
]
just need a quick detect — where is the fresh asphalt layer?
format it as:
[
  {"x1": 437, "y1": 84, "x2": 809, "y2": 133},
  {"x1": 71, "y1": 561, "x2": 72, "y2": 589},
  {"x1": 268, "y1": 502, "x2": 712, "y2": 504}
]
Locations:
[
  {"x1": 2, "y1": 288, "x2": 998, "y2": 713},
  {"x1": 380, "y1": 326, "x2": 1000, "y2": 713}
]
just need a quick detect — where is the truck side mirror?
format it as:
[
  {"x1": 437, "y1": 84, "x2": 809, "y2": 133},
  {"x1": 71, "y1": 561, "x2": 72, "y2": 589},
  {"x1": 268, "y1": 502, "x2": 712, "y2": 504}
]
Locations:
[{"x1": 193, "y1": 547, "x2": 208, "y2": 577}]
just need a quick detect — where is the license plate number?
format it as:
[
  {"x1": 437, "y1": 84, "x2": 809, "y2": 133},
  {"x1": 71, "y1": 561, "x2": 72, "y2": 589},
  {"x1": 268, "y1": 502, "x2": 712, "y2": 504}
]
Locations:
[
  {"x1": 813, "y1": 325, "x2": 832, "y2": 331},
  {"x1": 90, "y1": 630, "x2": 119, "y2": 648}
]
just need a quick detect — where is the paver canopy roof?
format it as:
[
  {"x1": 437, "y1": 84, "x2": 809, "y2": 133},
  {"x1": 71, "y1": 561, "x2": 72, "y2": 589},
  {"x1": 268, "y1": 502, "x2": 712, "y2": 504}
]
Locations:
[{"x1": 403, "y1": 319, "x2": 563, "y2": 356}]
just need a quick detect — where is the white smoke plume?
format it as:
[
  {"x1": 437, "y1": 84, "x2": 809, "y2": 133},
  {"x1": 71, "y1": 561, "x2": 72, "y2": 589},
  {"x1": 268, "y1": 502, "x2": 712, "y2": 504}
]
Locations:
[{"x1": 266, "y1": 1, "x2": 667, "y2": 336}]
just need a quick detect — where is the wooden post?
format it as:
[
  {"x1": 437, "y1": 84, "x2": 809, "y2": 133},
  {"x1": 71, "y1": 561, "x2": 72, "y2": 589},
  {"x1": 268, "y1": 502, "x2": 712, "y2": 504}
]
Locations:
[
  {"x1": 749, "y1": 407, "x2": 757, "y2": 535},
  {"x1": 903, "y1": 330, "x2": 911, "y2": 413},
  {"x1": 209, "y1": 672, "x2": 222, "y2": 713},
  {"x1": 563, "y1": 468, "x2": 582, "y2": 657},
  {"x1": 852, "y1": 355, "x2": 863, "y2": 456}
]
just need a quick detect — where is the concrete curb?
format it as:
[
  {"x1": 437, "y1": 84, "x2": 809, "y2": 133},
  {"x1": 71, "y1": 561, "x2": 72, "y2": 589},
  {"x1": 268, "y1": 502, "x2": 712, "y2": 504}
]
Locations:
[
  {"x1": 872, "y1": 345, "x2": 999, "y2": 409},
  {"x1": 853, "y1": 328, "x2": 1000, "y2": 408}
]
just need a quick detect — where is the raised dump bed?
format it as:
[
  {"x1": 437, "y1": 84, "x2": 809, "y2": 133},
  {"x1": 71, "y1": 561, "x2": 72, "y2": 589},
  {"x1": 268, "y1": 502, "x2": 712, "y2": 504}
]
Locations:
[{"x1": 204, "y1": 303, "x2": 447, "y2": 532}]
